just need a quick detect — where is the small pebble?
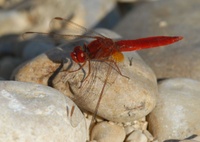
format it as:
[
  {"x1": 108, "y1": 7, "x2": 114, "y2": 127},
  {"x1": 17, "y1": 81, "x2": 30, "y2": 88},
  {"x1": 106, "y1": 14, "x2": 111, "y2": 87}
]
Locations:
[{"x1": 91, "y1": 121, "x2": 126, "y2": 142}]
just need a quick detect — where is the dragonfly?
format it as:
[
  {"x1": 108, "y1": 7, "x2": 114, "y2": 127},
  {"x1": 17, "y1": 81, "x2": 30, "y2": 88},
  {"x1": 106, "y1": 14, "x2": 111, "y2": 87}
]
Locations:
[{"x1": 24, "y1": 17, "x2": 183, "y2": 133}]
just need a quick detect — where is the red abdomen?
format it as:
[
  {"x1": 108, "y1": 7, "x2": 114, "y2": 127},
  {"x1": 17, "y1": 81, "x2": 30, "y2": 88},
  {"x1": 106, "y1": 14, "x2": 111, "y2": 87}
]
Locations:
[{"x1": 117, "y1": 36, "x2": 183, "y2": 52}]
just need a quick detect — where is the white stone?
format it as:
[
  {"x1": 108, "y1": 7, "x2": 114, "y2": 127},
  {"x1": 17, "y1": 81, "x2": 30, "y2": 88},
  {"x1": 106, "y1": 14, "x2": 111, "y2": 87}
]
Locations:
[
  {"x1": 148, "y1": 78, "x2": 200, "y2": 141},
  {"x1": 90, "y1": 121, "x2": 126, "y2": 142},
  {"x1": 0, "y1": 81, "x2": 86, "y2": 142},
  {"x1": 124, "y1": 125, "x2": 135, "y2": 135},
  {"x1": 125, "y1": 130, "x2": 148, "y2": 142},
  {"x1": 143, "y1": 130, "x2": 154, "y2": 141}
]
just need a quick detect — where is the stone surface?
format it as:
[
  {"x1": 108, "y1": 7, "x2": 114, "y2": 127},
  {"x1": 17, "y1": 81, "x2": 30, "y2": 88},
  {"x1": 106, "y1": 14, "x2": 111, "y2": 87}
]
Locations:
[
  {"x1": 147, "y1": 78, "x2": 200, "y2": 142},
  {"x1": 0, "y1": 0, "x2": 79, "y2": 35},
  {"x1": 124, "y1": 117, "x2": 148, "y2": 135},
  {"x1": 0, "y1": 81, "x2": 86, "y2": 142},
  {"x1": 90, "y1": 121, "x2": 126, "y2": 142},
  {"x1": 14, "y1": 29, "x2": 157, "y2": 123},
  {"x1": 114, "y1": 0, "x2": 200, "y2": 81},
  {"x1": 192, "y1": 136, "x2": 200, "y2": 141},
  {"x1": 164, "y1": 135, "x2": 200, "y2": 142},
  {"x1": 125, "y1": 130, "x2": 148, "y2": 142}
]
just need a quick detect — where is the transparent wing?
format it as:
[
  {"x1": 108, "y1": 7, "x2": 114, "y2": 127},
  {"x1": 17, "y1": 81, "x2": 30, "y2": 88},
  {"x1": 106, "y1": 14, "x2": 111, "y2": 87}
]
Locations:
[
  {"x1": 22, "y1": 17, "x2": 107, "y2": 44},
  {"x1": 22, "y1": 31, "x2": 96, "y2": 42},
  {"x1": 49, "y1": 17, "x2": 106, "y2": 39}
]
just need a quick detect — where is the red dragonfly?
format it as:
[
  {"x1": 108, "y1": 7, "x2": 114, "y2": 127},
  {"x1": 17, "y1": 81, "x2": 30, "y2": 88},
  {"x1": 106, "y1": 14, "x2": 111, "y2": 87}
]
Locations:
[
  {"x1": 69, "y1": 31, "x2": 183, "y2": 129},
  {"x1": 25, "y1": 17, "x2": 183, "y2": 130}
]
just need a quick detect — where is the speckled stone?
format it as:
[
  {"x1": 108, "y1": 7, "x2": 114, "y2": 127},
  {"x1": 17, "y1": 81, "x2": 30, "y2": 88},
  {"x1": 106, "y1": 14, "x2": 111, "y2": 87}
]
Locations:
[
  {"x1": 148, "y1": 78, "x2": 200, "y2": 141},
  {"x1": 0, "y1": 81, "x2": 86, "y2": 142}
]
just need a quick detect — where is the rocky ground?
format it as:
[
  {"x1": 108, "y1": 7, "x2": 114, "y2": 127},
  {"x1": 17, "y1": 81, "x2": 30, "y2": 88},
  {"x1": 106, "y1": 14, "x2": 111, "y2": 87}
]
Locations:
[{"x1": 1, "y1": 0, "x2": 200, "y2": 142}]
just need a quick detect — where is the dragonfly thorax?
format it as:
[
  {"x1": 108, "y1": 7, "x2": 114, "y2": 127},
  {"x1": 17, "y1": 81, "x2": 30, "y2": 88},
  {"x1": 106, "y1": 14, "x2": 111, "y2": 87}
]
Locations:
[{"x1": 87, "y1": 37, "x2": 118, "y2": 60}]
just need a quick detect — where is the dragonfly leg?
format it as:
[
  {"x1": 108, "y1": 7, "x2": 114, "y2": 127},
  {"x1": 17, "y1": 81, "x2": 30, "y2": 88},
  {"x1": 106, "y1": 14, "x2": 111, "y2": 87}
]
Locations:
[
  {"x1": 114, "y1": 62, "x2": 129, "y2": 79},
  {"x1": 105, "y1": 59, "x2": 129, "y2": 79},
  {"x1": 89, "y1": 61, "x2": 113, "y2": 140},
  {"x1": 67, "y1": 61, "x2": 87, "y2": 73},
  {"x1": 78, "y1": 60, "x2": 91, "y2": 88},
  {"x1": 60, "y1": 60, "x2": 91, "y2": 88}
]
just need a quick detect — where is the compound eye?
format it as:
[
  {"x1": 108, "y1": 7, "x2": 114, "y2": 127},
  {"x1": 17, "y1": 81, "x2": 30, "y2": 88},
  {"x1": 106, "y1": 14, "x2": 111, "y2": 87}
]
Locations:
[
  {"x1": 70, "y1": 46, "x2": 86, "y2": 63},
  {"x1": 71, "y1": 52, "x2": 78, "y2": 63},
  {"x1": 77, "y1": 51, "x2": 86, "y2": 63}
]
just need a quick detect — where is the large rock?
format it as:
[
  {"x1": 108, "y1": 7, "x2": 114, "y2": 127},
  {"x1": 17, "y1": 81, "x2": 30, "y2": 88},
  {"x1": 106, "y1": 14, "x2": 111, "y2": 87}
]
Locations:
[
  {"x1": 114, "y1": 0, "x2": 200, "y2": 81},
  {"x1": 14, "y1": 29, "x2": 157, "y2": 123},
  {"x1": 0, "y1": 81, "x2": 86, "y2": 142},
  {"x1": 147, "y1": 78, "x2": 200, "y2": 141}
]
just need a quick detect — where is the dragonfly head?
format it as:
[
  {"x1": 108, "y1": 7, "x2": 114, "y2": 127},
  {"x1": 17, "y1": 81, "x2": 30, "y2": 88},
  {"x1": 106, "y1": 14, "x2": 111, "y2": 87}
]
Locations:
[{"x1": 71, "y1": 46, "x2": 86, "y2": 63}]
